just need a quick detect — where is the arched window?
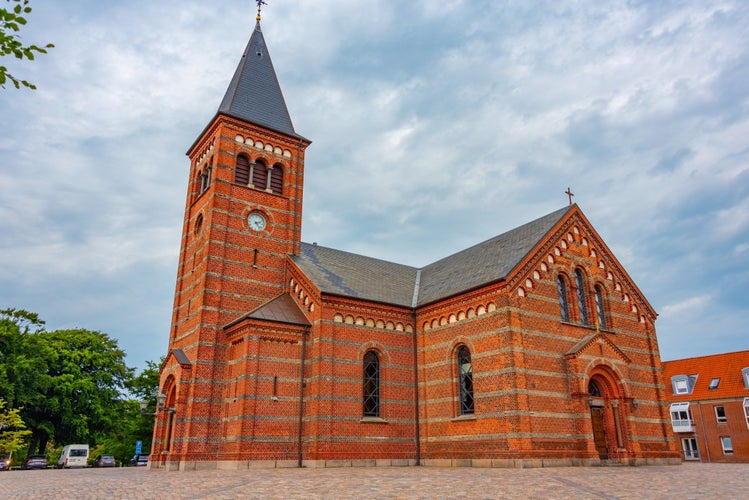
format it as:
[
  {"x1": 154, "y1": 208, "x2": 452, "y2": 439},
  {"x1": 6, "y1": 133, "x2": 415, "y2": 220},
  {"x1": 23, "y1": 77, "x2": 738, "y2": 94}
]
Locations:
[
  {"x1": 594, "y1": 284, "x2": 606, "y2": 329},
  {"x1": 457, "y1": 346, "x2": 474, "y2": 415},
  {"x1": 363, "y1": 351, "x2": 380, "y2": 417},
  {"x1": 589, "y1": 379, "x2": 602, "y2": 397},
  {"x1": 558, "y1": 275, "x2": 570, "y2": 322},
  {"x1": 253, "y1": 159, "x2": 268, "y2": 190},
  {"x1": 575, "y1": 269, "x2": 589, "y2": 325},
  {"x1": 270, "y1": 164, "x2": 283, "y2": 195},
  {"x1": 235, "y1": 154, "x2": 250, "y2": 185}
]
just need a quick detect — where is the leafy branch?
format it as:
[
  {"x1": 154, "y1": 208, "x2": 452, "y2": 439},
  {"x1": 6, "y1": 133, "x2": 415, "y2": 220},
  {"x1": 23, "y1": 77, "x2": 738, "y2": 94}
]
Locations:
[{"x1": 0, "y1": 0, "x2": 53, "y2": 89}]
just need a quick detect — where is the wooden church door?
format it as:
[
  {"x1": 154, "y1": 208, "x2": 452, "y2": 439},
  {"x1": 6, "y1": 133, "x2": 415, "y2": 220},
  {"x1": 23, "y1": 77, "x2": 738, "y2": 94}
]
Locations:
[{"x1": 590, "y1": 406, "x2": 608, "y2": 459}]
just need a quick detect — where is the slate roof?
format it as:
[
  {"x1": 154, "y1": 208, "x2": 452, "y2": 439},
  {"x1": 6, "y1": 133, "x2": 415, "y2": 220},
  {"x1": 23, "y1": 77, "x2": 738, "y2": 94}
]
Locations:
[
  {"x1": 226, "y1": 293, "x2": 311, "y2": 328},
  {"x1": 217, "y1": 22, "x2": 298, "y2": 138},
  {"x1": 292, "y1": 205, "x2": 573, "y2": 308},
  {"x1": 662, "y1": 351, "x2": 749, "y2": 401}
]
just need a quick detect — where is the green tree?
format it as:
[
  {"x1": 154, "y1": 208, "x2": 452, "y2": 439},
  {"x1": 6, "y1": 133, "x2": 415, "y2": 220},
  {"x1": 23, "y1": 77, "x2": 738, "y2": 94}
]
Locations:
[
  {"x1": 21, "y1": 328, "x2": 133, "y2": 454},
  {"x1": 0, "y1": 0, "x2": 53, "y2": 89},
  {"x1": 0, "y1": 399, "x2": 31, "y2": 457}
]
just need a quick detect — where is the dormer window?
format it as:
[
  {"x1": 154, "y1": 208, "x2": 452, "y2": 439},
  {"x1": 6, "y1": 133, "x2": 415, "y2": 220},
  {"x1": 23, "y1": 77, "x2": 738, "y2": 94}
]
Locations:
[
  {"x1": 672, "y1": 374, "x2": 697, "y2": 395},
  {"x1": 743, "y1": 367, "x2": 749, "y2": 389},
  {"x1": 708, "y1": 377, "x2": 720, "y2": 390}
]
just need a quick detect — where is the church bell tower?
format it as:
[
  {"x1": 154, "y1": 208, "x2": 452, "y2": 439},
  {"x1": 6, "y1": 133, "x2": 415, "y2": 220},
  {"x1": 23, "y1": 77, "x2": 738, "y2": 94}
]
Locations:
[{"x1": 156, "y1": 8, "x2": 310, "y2": 464}]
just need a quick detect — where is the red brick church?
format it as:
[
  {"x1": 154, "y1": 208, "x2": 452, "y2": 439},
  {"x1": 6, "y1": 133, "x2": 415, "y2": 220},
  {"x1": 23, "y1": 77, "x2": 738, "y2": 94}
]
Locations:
[{"x1": 152, "y1": 14, "x2": 680, "y2": 470}]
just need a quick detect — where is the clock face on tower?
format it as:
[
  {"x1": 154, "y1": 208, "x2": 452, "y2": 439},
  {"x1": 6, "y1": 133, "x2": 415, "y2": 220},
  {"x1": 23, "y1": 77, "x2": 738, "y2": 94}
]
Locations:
[{"x1": 247, "y1": 211, "x2": 267, "y2": 231}]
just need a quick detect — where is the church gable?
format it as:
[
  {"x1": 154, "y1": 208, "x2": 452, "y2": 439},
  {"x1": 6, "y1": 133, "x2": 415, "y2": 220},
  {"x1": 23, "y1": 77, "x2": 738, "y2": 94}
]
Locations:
[{"x1": 506, "y1": 205, "x2": 656, "y2": 326}]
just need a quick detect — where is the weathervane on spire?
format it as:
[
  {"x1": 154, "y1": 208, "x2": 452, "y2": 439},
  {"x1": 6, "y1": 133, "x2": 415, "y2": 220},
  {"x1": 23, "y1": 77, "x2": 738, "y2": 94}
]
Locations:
[{"x1": 256, "y1": 0, "x2": 267, "y2": 22}]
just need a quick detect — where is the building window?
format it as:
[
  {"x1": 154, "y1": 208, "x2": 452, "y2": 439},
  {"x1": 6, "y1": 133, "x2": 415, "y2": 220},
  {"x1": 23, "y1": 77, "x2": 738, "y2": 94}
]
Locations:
[
  {"x1": 594, "y1": 284, "x2": 606, "y2": 329},
  {"x1": 575, "y1": 269, "x2": 589, "y2": 325},
  {"x1": 670, "y1": 402, "x2": 693, "y2": 428},
  {"x1": 363, "y1": 351, "x2": 380, "y2": 417},
  {"x1": 743, "y1": 367, "x2": 749, "y2": 389},
  {"x1": 720, "y1": 436, "x2": 733, "y2": 454},
  {"x1": 457, "y1": 346, "x2": 474, "y2": 415},
  {"x1": 715, "y1": 406, "x2": 727, "y2": 423},
  {"x1": 743, "y1": 398, "x2": 749, "y2": 429},
  {"x1": 708, "y1": 377, "x2": 720, "y2": 390},
  {"x1": 558, "y1": 275, "x2": 570, "y2": 322},
  {"x1": 235, "y1": 154, "x2": 251, "y2": 185}
]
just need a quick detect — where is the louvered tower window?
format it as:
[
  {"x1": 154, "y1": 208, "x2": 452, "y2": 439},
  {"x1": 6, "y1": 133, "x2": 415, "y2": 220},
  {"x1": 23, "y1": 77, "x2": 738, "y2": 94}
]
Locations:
[
  {"x1": 270, "y1": 164, "x2": 283, "y2": 195},
  {"x1": 235, "y1": 155, "x2": 251, "y2": 185},
  {"x1": 363, "y1": 351, "x2": 380, "y2": 417},
  {"x1": 253, "y1": 159, "x2": 268, "y2": 190}
]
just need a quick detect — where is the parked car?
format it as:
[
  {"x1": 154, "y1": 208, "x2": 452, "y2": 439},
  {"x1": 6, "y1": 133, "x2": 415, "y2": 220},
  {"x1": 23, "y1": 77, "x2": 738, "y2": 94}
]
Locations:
[
  {"x1": 93, "y1": 454, "x2": 116, "y2": 467},
  {"x1": 129, "y1": 454, "x2": 148, "y2": 466},
  {"x1": 0, "y1": 455, "x2": 10, "y2": 471},
  {"x1": 23, "y1": 455, "x2": 48, "y2": 470}
]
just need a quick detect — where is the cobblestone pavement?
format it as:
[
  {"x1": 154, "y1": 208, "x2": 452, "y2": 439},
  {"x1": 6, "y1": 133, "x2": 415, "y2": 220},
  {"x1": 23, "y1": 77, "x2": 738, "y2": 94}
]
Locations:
[{"x1": 1, "y1": 463, "x2": 747, "y2": 499}]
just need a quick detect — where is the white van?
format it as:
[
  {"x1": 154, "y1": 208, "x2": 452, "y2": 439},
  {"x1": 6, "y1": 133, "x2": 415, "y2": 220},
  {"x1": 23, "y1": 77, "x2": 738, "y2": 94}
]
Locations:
[{"x1": 57, "y1": 444, "x2": 89, "y2": 468}]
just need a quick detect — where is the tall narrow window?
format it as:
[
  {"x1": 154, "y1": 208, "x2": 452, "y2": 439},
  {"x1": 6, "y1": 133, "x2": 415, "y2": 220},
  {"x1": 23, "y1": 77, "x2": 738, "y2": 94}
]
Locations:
[
  {"x1": 457, "y1": 346, "x2": 474, "y2": 415},
  {"x1": 558, "y1": 276, "x2": 570, "y2": 322},
  {"x1": 743, "y1": 398, "x2": 749, "y2": 428},
  {"x1": 594, "y1": 284, "x2": 606, "y2": 329},
  {"x1": 235, "y1": 155, "x2": 250, "y2": 185},
  {"x1": 575, "y1": 269, "x2": 589, "y2": 325},
  {"x1": 270, "y1": 164, "x2": 283, "y2": 195},
  {"x1": 253, "y1": 159, "x2": 268, "y2": 190},
  {"x1": 363, "y1": 351, "x2": 380, "y2": 417}
]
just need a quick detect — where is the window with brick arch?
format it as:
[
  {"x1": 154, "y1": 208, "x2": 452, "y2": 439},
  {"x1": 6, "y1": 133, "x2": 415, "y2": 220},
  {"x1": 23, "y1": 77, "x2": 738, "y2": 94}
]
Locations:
[
  {"x1": 575, "y1": 269, "x2": 589, "y2": 325},
  {"x1": 235, "y1": 154, "x2": 251, "y2": 185},
  {"x1": 363, "y1": 350, "x2": 380, "y2": 417},
  {"x1": 270, "y1": 164, "x2": 283, "y2": 195},
  {"x1": 457, "y1": 346, "x2": 474, "y2": 415},
  {"x1": 558, "y1": 275, "x2": 570, "y2": 322},
  {"x1": 253, "y1": 159, "x2": 268, "y2": 190},
  {"x1": 594, "y1": 284, "x2": 606, "y2": 329}
]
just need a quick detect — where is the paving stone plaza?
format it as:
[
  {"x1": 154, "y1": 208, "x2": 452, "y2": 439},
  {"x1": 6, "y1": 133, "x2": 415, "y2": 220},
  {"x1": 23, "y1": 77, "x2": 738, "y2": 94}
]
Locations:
[{"x1": 1, "y1": 463, "x2": 747, "y2": 499}]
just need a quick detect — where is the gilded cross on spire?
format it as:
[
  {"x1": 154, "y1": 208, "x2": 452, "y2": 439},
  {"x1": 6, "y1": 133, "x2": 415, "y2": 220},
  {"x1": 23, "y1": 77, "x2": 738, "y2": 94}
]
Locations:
[
  {"x1": 565, "y1": 187, "x2": 574, "y2": 205},
  {"x1": 256, "y1": 0, "x2": 267, "y2": 22}
]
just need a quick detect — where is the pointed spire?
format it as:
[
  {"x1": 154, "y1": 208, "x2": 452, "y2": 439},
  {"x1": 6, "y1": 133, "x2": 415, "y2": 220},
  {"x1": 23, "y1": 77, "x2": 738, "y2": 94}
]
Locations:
[{"x1": 217, "y1": 6, "x2": 297, "y2": 138}]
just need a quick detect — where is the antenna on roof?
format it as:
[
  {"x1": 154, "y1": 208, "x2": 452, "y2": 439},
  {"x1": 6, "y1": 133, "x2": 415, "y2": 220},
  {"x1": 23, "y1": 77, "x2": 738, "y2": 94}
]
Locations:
[{"x1": 256, "y1": 0, "x2": 268, "y2": 22}]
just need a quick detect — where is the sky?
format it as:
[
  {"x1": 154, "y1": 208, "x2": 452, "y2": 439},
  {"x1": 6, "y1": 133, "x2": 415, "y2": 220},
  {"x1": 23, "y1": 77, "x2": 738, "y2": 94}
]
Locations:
[{"x1": 1, "y1": 0, "x2": 747, "y2": 372}]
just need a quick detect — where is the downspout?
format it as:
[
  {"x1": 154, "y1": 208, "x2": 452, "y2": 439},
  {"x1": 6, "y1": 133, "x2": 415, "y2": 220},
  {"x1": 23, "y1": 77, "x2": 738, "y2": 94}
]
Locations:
[
  {"x1": 697, "y1": 401, "x2": 711, "y2": 463},
  {"x1": 297, "y1": 325, "x2": 309, "y2": 467},
  {"x1": 411, "y1": 270, "x2": 422, "y2": 465},
  {"x1": 411, "y1": 308, "x2": 421, "y2": 465}
]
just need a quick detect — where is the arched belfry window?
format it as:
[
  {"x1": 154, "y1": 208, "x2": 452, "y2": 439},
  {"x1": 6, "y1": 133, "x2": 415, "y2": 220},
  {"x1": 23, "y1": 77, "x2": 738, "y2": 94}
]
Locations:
[
  {"x1": 252, "y1": 159, "x2": 268, "y2": 190},
  {"x1": 457, "y1": 346, "x2": 474, "y2": 415},
  {"x1": 363, "y1": 351, "x2": 380, "y2": 417},
  {"x1": 558, "y1": 275, "x2": 570, "y2": 322},
  {"x1": 594, "y1": 284, "x2": 606, "y2": 329},
  {"x1": 270, "y1": 164, "x2": 283, "y2": 195},
  {"x1": 235, "y1": 154, "x2": 251, "y2": 185},
  {"x1": 575, "y1": 269, "x2": 589, "y2": 325}
]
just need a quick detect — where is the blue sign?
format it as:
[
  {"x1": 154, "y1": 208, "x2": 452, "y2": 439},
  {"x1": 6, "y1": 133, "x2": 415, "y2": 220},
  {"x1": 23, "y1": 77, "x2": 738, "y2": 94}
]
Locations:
[{"x1": 135, "y1": 440, "x2": 142, "y2": 455}]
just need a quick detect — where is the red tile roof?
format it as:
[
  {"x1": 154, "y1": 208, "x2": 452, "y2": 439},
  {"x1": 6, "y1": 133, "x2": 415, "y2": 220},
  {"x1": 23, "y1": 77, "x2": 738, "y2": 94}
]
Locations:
[{"x1": 662, "y1": 350, "x2": 749, "y2": 401}]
